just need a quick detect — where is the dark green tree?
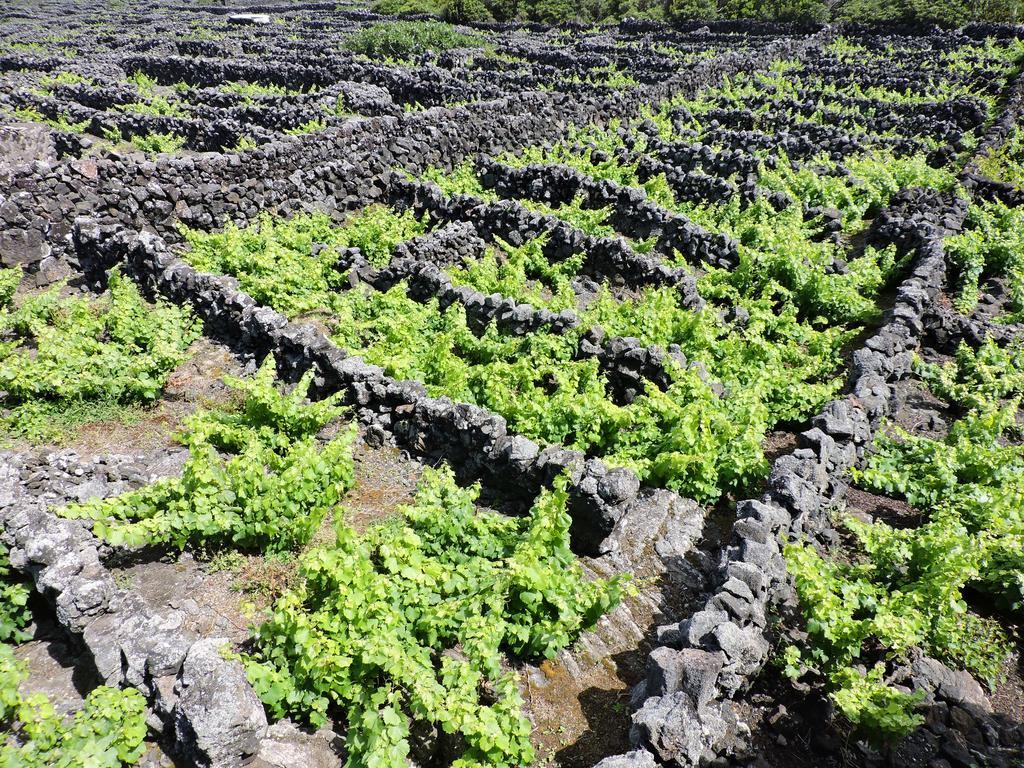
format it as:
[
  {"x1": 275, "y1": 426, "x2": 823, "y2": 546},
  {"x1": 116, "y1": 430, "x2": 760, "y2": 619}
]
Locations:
[
  {"x1": 770, "y1": 0, "x2": 829, "y2": 20},
  {"x1": 666, "y1": 0, "x2": 720, "y2": 19}
]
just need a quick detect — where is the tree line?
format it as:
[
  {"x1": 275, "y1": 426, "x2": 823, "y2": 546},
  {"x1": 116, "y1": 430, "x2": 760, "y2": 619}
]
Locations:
[{"x1": 374, "y1": 0, "x2": 1022, "y2": 26}]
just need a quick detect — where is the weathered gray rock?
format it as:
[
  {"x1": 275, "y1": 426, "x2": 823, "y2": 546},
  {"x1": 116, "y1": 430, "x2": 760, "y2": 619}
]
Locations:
[
  {"x1": 735, "y1": 499, "x2": 790, "y2": 532},
  {"x1": 175, "y1": 638, "x2": 269, "y2": 768},
  {"x1": 598, "y1": 467, "x2": 642, "y2": 505},
  {"x1": 0, "y1": 124, "x2": 56, "y2": 176},
  {"x1": 912, "y1": 658, "x2": 990, "y2": 712},
  {"x1": 592, "y1": 749, "x2": 659, "y2": 768},
  {"x1": 118, "y1": 608, "x2": 192, "y2": 688},
  {"x1": 714, "y1": 621, "x2": 770, "y2": 694},
  {"x1": 631, "y1": 692, "x2": 730, "y2": 766},
  {"x1": 812, "y1": 399, "x2": 870, "y2": 444},
  {"x1": 645, "y1": 646, "x2": 724, "y2": 706},
  {"x1": 603, "y1": 489, "x2": 703, "y2": 566},
  {"x1": 253, "y1": 721, "x2": 343, "y2": 768},
  {"x1": 713, "y1": 621, "x2": 768, "y2": 666},
  {"x1": 678, "y1": 608, "x2": 730, "y2": 648}
]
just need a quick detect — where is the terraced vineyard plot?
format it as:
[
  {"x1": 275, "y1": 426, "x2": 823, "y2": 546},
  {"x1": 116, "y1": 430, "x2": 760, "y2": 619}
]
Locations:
[
  {"x1": 0, "y1": 266, "x2": 201, "y2": 445},
  {"x1": 3, "y1": 5, "x2": 1024, "y2": 768},
  {"x1": 779, "y1": 339, "x2": 1024, "y2": 750},
  {"x1": 175, "y1": 197, "x2": 875, "y2": 504}
]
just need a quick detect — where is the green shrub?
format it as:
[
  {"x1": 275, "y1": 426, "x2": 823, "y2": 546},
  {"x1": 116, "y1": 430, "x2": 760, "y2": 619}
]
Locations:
[
  {"x1": 283, "y1": 118, "x2": 325, "y2": 135},
  {"x1": 221, "y1": 81, "x2": 298, "y2": 99},
  {"x1": 343, "y1": 21, "x2": 485, "y2": 61},
  {"x1": 0, "y1": 268, "x2": 20, "y2": 308},
  {"x1": 448, "y1": 234, "x2": 582, "y2": 312},
  {"x1": 126, "y1": 70, "x2": 158, "y2": 97},
  {"x1": 913, "y1": 339, "x2": 1024, "y2": 413},
  {"x1": 977, "y1": 125, "x2": 1024, "y2": 191},
  {"x1": 38, "y1": 71, "x2": 88, "y2": 89},
  {"x1": 47, "y1": 114, "x2": 90, "y2": 133},
  {"x1": 11, "y1": 107, "x2": 88, "y2": 133},
  {"x1": 180, "y1": 208, "x2": 427, "y2": 316},
  {"x1": 114, "y1": 94, "x2": 187, "y2": 118},
  {"x1": 945, "y1": 200, "x2": 1024, "y2": 319},
  {"x1": 372, "y1": 0, "x2": 445, "y2": 15}
]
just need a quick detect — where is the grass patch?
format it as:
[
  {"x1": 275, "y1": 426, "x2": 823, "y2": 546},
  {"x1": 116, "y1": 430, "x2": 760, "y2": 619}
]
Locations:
[{"x1": 0, "y1": 399, "x2": 149, "y2": 446}]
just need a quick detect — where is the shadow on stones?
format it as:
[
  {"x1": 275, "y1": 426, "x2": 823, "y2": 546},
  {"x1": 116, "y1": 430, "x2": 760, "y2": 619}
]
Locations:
[
  {"x1": 544, "y1": 553, "x2": 712, "y2": 767},
  {"x1": 28, "y1": 593, "x2": 104, "y2": 700}
]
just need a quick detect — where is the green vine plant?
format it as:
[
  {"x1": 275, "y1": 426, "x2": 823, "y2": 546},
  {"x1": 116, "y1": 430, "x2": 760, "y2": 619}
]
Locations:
[
  {"x1": 342, "y1": 20, "x2": 486, "y2": 62},
  {"x1": 126, "y1": 70, "x2": 159, "y2": 98},
  {"x1": 220, "y1": 80, "x2": 311, "y2": 103},
  {"x1": 244, "y1": 466, "x2": 626, "y2": 768},
  {"x1": 113, "y1": 93, "x2": 188, "y2": 118},
  {"x1": 417, "y1": 162, "x2": 619, "y2": 240},
  {"x1": 944, "y1": 199, "x2": 1024, "y2": 321},
  {"x1": 180, "y1": 207, "x2": 428, "y2": 318},
  {"x1": 976, "y1": 123, "x2": 1024, "y2": 192},
  {"x1": 784, "y1": 336, "x2": 1024, "y2": 746},
  {"x1": 126, "y1": 131, "x2": 187, "y2": 155},
  {"x1": 0, "y1": 650, "x2": 148, "y2": 768},
  {"x1": 12, "y1": 107, "x2": 90, "y2": 134},
  {"x1": 471, "y1": 126, "x2": 947, "y2": 311},
  {"x1": 284, "y1": 118, "x2": 325, "y2": 135},
  {"x1": 0, "y1": 268, "x2": 20, "y2": 308},
  {"x1": 447, "y1": 234, "x2": 582, "y2": 312},
  {"x1": 0, "y1": 268, "x2": 199, "y2": 443},
  {"x1": 507, "y1": 129, "x2": 937, "y2": 328},
  {"x1": 61, "y1": 356, "x2": 357, "y2": 553},
  {"x1": 913, "y1": 338, "x2": 1024, "y2": 413},
  {"x1": 0, "y1": 544, "x2": 29, "y2": 646},
  {"x1": 647, "y1": 39, "x2": 1019, "y2": 152},
  {"x1": 0, "y1": 544, "x2": 147, "y2": 767}
]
